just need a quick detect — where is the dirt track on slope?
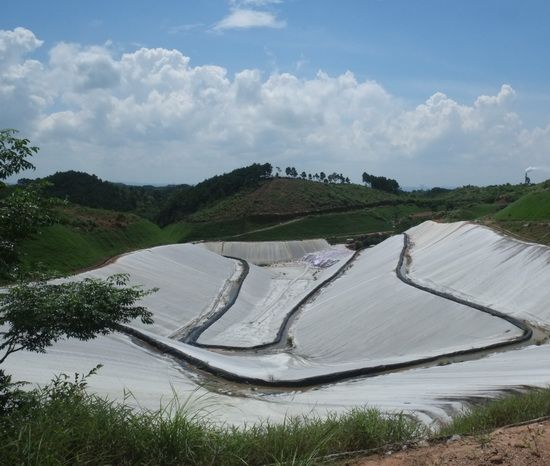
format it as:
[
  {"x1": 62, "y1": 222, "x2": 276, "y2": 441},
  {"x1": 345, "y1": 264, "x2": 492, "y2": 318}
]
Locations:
[
  {"x1": 224, "y1": 218, "x2": 304, "y2": 238},
  {"x1": 349, "y1": 419, "x2": 550, "y2": 466}
]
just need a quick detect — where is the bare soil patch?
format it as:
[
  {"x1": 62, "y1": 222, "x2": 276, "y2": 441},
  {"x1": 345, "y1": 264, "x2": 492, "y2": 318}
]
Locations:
[{"x1": 348, "y1": 419, "x2": 550, "y2": 466}]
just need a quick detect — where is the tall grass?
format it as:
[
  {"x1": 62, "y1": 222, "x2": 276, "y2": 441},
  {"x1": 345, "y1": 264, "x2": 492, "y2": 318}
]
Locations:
[
  {"x1": 0, "y1": 373, "x2": 424, "y2": 466},
  {"x1": 5, "y1": 371, "x2": 550, "y2": 464},
  {"x1": 439, "y1": 388, "x2": 550, "y2": 437}
]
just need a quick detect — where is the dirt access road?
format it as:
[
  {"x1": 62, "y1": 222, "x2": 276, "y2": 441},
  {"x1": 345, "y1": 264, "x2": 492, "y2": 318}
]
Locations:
[{"x1": 348, "y1": 418, "x2": 550, "y2": 466}]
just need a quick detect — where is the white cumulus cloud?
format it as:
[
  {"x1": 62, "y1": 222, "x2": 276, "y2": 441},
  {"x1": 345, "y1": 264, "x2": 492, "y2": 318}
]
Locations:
[
  {"x1": 1, "y1": 27, "x2": 549, "y2": 186},
  {"x1": 0, "y1": 27, "x2": 43, "y2": 63}
]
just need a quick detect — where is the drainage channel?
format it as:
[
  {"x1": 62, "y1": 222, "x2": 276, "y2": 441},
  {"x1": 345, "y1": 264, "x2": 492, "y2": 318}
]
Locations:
[
  {"x1": 120, "y1": 234, "x2": 540, "y2": 388},
  {"x1": 397, "y1": 233, "x2": 534, "y2": 346},
  {"x1": 176, "y1": 255, "x2": 250, "y2": 345},
  {"x1": 184, "y1": 250, "x2": 361, "y2": 351}
]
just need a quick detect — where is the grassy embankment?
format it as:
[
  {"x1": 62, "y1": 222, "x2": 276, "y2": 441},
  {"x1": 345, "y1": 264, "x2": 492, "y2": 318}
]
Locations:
[
  {"x1": 490, "y1": 189, "x2": 550, "y2": 245},
  {"x1": 163, "y1": 217, "x2": 281, "y2": 243},
  {"x1": 20, "y1": 206, "x2": 171, "y2": 275},
  {"x1": 440, "y1": 387, "x2": 550, "y2": 437},
  {"x1": 3, "y1": 371, "x2": 550, "y2": 465}
]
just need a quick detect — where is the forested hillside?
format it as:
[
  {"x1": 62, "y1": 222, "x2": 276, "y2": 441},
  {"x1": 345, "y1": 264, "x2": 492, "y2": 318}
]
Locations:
[
  {"x1": 157, "y1": 163, "x2": 273, "y2": 225},
  {"x1": 18, "y1": 171, "x2": 186, "y2": 220}
]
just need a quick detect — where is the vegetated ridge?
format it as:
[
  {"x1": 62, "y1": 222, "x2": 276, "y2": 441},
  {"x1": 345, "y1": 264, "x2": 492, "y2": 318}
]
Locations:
[
  {"x1": 157, "y1": 163, "x2": 274, "y2": 225},
  {"x1": 188, "y1": 177, "x2": 399, "y2": 222},
  {"x1": 17, "y1": 164, "x2": 550, "y2": 276},
  {"x1": 19, "y1": 170, "x2": 187, "y2": 221}
]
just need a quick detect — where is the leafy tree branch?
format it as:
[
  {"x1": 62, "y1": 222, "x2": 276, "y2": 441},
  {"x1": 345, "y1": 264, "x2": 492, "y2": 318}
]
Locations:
[{"x1": 0, "y1": 274, "x2": 155, "y2": 364}]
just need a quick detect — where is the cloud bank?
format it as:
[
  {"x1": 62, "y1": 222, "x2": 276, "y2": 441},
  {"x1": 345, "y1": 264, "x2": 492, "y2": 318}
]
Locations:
[{"x1": 1, "y1": 27, "x2": 549, "y2": 186}]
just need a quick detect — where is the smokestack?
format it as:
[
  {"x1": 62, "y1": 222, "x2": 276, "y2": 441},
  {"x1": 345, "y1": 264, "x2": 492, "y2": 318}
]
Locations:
[{"x1": 524, "y1": 166, "x2": 549, "y2": 184}]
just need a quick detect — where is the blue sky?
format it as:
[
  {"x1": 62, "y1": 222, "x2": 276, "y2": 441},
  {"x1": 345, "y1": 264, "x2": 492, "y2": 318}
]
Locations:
[{"x1": 2, "y1": 0, "x2": 550, "y2": 186}]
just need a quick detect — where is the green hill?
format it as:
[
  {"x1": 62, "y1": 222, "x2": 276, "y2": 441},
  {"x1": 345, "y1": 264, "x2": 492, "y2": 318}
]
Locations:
[
  {"x1": 189, "y1": 177, "x2": 399, "y2": 222},
  {"x1": 160, "y1": 180, "x2": 536, "y2": 244},
  {"x1": 489, "y1": 188, "x2": 550, "y2": 245},
  {"x1": 157, "y1": 163, "x2": 273, "y2": 225},
  {"x1": 17, "y1": 164, "x2": 549, "y2": 277},
  {"x1": 159, "y1": 177, "x2": 405, "y2": 243},
  {"x1": 19, "y1": 170, "x2": 186, "y2": 221},
  {"x1": 16, "y1": 170, "x2": 404, "y2": 274},
  {"x1": 495, "y1": 190, "x2": 550, "y2": 220}
]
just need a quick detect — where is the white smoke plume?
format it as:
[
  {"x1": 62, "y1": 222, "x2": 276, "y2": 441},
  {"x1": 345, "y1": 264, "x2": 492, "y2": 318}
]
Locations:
[{"x1": 525, "y1": 166, "x2": 550, "y2": 174}]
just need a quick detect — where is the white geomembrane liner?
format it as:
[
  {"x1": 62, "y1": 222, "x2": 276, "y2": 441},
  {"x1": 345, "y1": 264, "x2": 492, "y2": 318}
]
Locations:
[
  {"x1": 197, "y1": 262, "x2": 311, "y2": 347},
  {"x1": 78, "y1": 234, "x2": 521, "y2": 383},
  {"x1": 5, "y1": 329, "x2": 550, "y2": 425},
  {"x1": 290, "y1": 234, "x2": 522, "y2": 364},
  {"x1": 198, "y1": 245, "x2": 353, "y2": 347},
  {"x1": 407, "y1": 221, "x2": 550, "y2": 327},
  {"x1": 72, "y1": 244, "x2": 237, "y2": 337},
  {"x1": 200, "y1": 239, "x2": 331, "y2": 265},
  {"x1": 4, "y1": 222, "x2": 550, "y2": 426}
]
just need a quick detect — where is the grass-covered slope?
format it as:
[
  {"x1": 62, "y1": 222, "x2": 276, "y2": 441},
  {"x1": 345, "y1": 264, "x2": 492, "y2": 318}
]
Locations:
[
  {"x1": 189, "y1": 178, "x2": 398, "y2": 222},
  {"x1": 486, "y1": 187, "x2": 550, "y2": 246},
  {"x1": 235, "y1": 205, "x2": 423, "y2": 241},
  {"x1": 163, "y1": 204, "x2": 427, "y2": 243},
  {"x1": 17, "y1": 176, "x2": 550, "y2": 274},
  {"x1": 494, "y1": 190, "x2": 550, "y2": 220},
  {"x1": 158, "y1": 178, "x2": 403, "y2": 243},
  {"x1": 20, "y1": 206, "x2": 170, "y2": 275},
  {"x1": 163, "y1": 217, "x2": 279, "y2": 242}
]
